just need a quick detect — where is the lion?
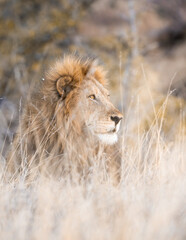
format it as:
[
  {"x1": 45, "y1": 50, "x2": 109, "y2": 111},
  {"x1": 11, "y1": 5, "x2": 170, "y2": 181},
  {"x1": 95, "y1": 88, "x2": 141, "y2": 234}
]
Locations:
[{"x1": 6, "y1": 55, "x2": 123, "y2": 182}]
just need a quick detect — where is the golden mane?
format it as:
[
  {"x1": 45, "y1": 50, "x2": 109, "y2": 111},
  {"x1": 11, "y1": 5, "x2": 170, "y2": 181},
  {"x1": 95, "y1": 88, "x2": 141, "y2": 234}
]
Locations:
[{"x1": 45, "y1": 55, "x2": 106, "y2": 92}]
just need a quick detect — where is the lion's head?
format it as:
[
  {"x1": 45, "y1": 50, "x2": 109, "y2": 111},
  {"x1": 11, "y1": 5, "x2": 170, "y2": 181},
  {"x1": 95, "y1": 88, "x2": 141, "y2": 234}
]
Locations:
[{"x1": 45, "y1": 55, "x2": 123, "y2": 145}]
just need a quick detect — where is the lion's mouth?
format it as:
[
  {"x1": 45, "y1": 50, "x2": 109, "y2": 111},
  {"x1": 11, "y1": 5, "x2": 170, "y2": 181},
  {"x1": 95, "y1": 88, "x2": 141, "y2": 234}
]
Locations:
[
  {"x1": 95, "y1": 129, "x2": 116, "y2": 135},
  {"x1": 97, "y1": 121, "x2": 121, "y2": 135},
  {"x1": 102, "y1": 129, "x2": 116, "y2": 134},
  {"x1": 95, "y1": 121, "x2": 120, "y2": 135}
]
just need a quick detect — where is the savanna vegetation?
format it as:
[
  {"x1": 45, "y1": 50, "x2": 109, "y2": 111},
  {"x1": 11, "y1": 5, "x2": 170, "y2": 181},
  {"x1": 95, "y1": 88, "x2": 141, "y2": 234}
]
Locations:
[{"x1": 0, "y1": 0, "x2": 186, "y2": 239}]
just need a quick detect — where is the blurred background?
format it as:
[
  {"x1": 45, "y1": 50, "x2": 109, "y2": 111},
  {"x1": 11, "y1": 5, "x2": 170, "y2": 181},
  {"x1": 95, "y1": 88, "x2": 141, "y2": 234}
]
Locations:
[{"x1": 0, "y1": 0, "x2": 186, "y2": 156}]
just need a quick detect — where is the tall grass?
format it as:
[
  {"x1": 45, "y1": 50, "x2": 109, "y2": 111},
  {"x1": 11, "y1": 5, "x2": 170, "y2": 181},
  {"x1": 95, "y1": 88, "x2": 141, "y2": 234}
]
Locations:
[{"x1": 0, "y1": 82, "x2": 186, "y2": 240}]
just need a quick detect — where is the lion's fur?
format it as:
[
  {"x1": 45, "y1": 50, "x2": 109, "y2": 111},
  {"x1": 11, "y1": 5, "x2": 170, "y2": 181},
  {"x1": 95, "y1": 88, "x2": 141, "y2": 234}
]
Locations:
[{"x1": 6, "y1": 55, "x2": 122, "y2": 182}]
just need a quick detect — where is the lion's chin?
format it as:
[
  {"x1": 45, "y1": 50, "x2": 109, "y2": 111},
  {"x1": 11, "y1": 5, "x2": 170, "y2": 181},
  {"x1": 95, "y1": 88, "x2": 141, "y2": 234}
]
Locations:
[{"x1": 97, "y1": 133, "x2": 118, "y2": 145}]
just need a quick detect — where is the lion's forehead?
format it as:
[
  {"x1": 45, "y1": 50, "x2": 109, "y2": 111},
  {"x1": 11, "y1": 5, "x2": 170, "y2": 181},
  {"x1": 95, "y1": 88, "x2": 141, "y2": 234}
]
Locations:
[{"x1": 82, "y1": 78, "x2": 109, "y2": 97}]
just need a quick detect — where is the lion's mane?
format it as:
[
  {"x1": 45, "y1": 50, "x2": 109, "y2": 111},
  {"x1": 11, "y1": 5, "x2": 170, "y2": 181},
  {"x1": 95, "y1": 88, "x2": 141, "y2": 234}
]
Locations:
[{"x1": 6, "y1": 55, "x2": 121, "y2": 181}]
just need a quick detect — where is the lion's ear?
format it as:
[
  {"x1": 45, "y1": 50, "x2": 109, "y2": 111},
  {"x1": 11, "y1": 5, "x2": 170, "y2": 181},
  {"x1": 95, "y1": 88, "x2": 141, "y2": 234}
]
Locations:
[
  {"x1": 83, "y1": 60, "x2": 106, "y2": 85},
  {"x1": 56, "y1": 76, "x2": 73, "y2": 99},
  {"x1": 84, "y1": 60, "x2": 98, "y2": 78}
]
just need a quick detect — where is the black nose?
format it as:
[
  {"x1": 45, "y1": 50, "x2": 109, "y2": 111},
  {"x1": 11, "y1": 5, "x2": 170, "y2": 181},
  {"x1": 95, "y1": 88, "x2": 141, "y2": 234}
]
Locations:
[{"x1": 111, "y1": 116, "x2": 122, "y2": 125}]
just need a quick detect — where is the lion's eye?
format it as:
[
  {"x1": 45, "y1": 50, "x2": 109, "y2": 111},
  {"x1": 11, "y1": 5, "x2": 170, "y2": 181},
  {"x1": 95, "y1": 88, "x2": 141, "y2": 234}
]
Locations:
[{"x1": 89, "y1": 94, "x2": 96, "y2": 100}]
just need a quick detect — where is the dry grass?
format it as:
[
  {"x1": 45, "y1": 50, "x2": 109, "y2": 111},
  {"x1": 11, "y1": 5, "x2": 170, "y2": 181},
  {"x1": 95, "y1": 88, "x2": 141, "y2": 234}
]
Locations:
[{"x1": 0, "y1": 90, "x2": 186, "y2": 240}]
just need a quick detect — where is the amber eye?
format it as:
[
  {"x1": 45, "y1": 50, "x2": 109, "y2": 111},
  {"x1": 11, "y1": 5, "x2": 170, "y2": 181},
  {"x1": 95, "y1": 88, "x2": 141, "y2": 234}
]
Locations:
[{"x1": 89, "y1": 94, "x2": 96, "y2": 100}]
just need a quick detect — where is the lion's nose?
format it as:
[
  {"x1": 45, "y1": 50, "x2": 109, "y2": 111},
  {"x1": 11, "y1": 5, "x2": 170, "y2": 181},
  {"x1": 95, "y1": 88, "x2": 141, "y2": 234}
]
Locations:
[{"x1": 111, "y1": 116, "x2": 122, "y2": 125}]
